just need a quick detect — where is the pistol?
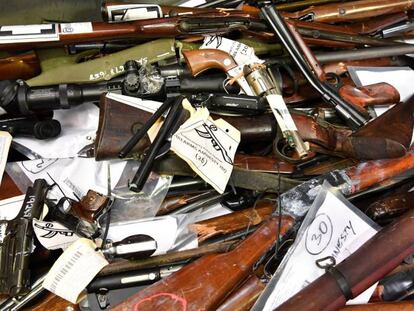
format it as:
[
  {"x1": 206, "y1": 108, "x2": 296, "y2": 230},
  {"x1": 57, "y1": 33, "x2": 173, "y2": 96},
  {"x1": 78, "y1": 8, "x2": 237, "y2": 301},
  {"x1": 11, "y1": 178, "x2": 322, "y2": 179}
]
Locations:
[{"x1": 0, "y1": 179, "x2": 49, "y2": 296}]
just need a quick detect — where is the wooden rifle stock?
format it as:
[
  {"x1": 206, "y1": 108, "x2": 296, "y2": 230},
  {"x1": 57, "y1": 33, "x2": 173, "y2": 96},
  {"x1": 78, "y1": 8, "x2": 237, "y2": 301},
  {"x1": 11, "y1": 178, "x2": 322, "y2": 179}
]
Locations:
[
  {"x1": 284, "y1": 0, "x2": 414, "y2": 23},
  {"x1": 338, "y1": 83, "x2": 400, "y2": 108},
  {"x1": 111, "y1": 216, "x2": 293, "y2": 311},
  {"x1": 0, "y1": 52, "x2": 40, "y2": 80},
  {"x1": 217, "y1": 274, "x2": 265, "y2": 311},
  {"x1": 277, "y1": 208, "x2": 414, "y2": 310},
  {"x1": 190, "y1": 201, "x2": 273, "y2": 242}
]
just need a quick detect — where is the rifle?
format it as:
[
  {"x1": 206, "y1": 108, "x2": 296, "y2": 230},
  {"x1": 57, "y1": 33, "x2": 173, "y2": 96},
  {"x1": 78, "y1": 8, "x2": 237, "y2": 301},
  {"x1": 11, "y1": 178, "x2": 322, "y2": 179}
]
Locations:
[
  {"x1": 0, "y1": 52, "x2": 40, "y2": 80},
  {"x1": 111, "y1": 216, "x2": 294, "y2": 310},
  {"x1": 283, "y1": 0, "x2": 414, "y2": 23},
  {"x1": 0, "y1": 14, "x2": 267, "y2": 51},
  {"x1": 27, "y1": 38, "x2": 179, "y2": 87},
  {"x1": 274, "y1": 207, "x2": 414, "y2": 310},
  {"x1": 216, "y1": 274, "x2": 265, "y2": 311},
  {"x1": 260, "y1": 7, "x2": 372, "y2": 130}
]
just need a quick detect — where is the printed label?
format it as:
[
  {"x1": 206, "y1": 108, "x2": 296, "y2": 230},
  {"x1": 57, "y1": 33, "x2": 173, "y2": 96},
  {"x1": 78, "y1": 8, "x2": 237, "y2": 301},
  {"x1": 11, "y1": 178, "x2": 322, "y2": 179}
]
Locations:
[
  {"x1": 0, "y1": 131, "x2": 12, "y2": 185},
  {"x1": 201, "y1": 36, "x2": 264, "y2": 67},
  {"x1": 43, "y1": 238, "x2": 108, "y2": 303},
  {"x1": 60, "y1": 23, "x2": 93, "y2": 34},
  {"x1": 106, "y1": 4, "x2": 162, "y2": 22},
  {"x1": 0, "y1": 24, "x2": 59, "y2": 43},
  {"x1": 33, "y1": 219, "x2": 79, "y2": 250},
  {"x1": 171, "y1": 101, "x2": 240, "y2": 193}
]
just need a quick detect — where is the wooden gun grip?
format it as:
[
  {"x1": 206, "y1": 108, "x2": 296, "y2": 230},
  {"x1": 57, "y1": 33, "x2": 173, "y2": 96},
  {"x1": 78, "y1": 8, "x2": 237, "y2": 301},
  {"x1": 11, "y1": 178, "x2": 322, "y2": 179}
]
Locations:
[
  {"x1": 183, "y1": 49, "x2": 237, "y2": 76},
  {"x1": 339, "y1": 83, "x2": 400, "y2": 108}
]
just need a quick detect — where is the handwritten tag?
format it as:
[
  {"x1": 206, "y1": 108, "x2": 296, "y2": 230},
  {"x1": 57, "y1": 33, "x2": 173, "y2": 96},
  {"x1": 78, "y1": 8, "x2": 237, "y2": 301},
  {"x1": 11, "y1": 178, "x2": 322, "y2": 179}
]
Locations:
[
  {"x1": 33, "y1": 219, "x2": 79, "y2": 250},
  {"x1": 171, "y1": 100, "x2": 240, "y2": 194},
  {"x1": 43, "y1": 238, "x2": 108, "y2": 303},
  {"x1": 201, "y1": 36, "x2": 263, "y2": 67},
  {"x1": 254, "y1": 184, "x2": 380, "y2": 310},
  {"x1": 0, "y1": 131, "x2": 12, "y2": 185}
]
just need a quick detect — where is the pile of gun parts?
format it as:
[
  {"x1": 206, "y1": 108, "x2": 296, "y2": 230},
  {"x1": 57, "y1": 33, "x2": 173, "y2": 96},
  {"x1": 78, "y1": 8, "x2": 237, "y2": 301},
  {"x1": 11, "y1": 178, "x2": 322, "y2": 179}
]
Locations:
[{"x1": 0, "y1": 0, "x2": 414, "y2": 310}]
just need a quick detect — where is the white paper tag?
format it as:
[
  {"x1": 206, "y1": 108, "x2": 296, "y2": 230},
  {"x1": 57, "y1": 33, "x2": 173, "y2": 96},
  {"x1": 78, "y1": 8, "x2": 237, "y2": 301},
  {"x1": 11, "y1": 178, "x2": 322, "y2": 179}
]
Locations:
[
  {"x1": 171, "y1": 101, "x2": 240, "y2": 193},
  {"x1": 179, "y1": 0, "x2": 206, "y2": 7},
  {"x1": 0, "y1": 195, "x2": 25, "y2": 220},
  {"x1": 107, "y1": 216, "x2": 179, "y2": 256},
  {"x1": 60, "y1": 23, "x2": 93, "y2": 34},
  {"x1": 43, "y1": 238, "x2": 108, "y2": 303},
  {"x1": 258, "y1": 188, "x2": 379, "y2": 310},
  {"x1": 106, "y1": 93, "x2": 162, "y2": 114},
  {"x1": 106, "y1": 4, "x2": 162, "y2": 22},
  {"x1": 33, "y1": 219, "x2": 79, "y2": 250},
  {"x1": 12, "y1": 157, "x2": 126, "y2": 201},
  {"x1": 267, "y1": 94, "x2": 298, "y2": 132},
  {"x1": 0, "y1": 24, "x2": 59, "y2": 43},
  {"x1": 201, "y1": 36, "x2": 264, "y2": 67},
  {"x1": 0, "y1": 131, "x2": 12, "y2": 185}
]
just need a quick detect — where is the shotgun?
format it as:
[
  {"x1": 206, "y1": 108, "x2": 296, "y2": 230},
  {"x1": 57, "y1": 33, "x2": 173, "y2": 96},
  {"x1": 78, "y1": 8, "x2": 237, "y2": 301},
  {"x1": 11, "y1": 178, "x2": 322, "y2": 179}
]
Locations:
[
  {"x1": 260, "y1": 6, "x2": 372, "y2": 130},
  {"x1": 111, "y1": 216, "x2": 294, "y2": 311},
  {"x1": 275, "y1": 208, "x2": 414, "y2": 310}
]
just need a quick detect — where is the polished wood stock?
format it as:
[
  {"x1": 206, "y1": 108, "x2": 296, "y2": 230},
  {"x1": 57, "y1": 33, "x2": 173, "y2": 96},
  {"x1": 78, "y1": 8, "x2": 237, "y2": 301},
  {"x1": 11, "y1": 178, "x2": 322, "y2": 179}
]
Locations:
[
  {"x1": 277, "y1": 208, "x2": 414, "y2": 310},
  {"x1": 339, "y1": 83, "x2": 400, "y2": 108},
  {"x1": 112, "y1": 216, "x2": 293, "y2": 311},
  {"x1": 216, "y1": 274, "x2": 265, "y2": 311},
  {"x1": 191, "y1": 201, "x2": 273, "y2": 242},
  {"x1": 0, "y1": 52, "x2": 40, "y2": 80},
  {"x1": 284, "y1": 0, "x2": 414, "y2": 23}
]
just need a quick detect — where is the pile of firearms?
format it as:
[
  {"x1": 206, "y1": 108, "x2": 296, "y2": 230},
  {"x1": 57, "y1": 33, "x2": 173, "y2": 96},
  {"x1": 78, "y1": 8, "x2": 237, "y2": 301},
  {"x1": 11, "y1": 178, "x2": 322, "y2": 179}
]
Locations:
[{"x1": 0, "y1": 0, "x2": 414, "y2": 310}]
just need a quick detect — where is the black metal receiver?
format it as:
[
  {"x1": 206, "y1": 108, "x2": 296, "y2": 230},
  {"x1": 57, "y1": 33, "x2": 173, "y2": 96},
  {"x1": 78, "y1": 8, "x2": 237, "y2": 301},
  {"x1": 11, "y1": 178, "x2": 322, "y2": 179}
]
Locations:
[
  {"x1": 0, "y1": 179, "x2": 49, "y2": 297},
  {"x1": 259, "y1": 3, "x2": 370, "y2": 130}
]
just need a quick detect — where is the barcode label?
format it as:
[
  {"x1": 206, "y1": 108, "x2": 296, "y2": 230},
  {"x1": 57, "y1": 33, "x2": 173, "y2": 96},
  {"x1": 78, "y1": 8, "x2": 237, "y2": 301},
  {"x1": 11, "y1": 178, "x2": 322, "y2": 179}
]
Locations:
[{"x1": 43, "y1": 238, "x2": 108, "y2": 303}]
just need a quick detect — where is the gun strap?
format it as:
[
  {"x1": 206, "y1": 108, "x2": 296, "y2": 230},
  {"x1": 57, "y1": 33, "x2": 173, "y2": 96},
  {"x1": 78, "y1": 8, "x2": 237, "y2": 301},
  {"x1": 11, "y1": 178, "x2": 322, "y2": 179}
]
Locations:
[{"x1": 316, "y1": 256, "x2": 353, "y2": 301}]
